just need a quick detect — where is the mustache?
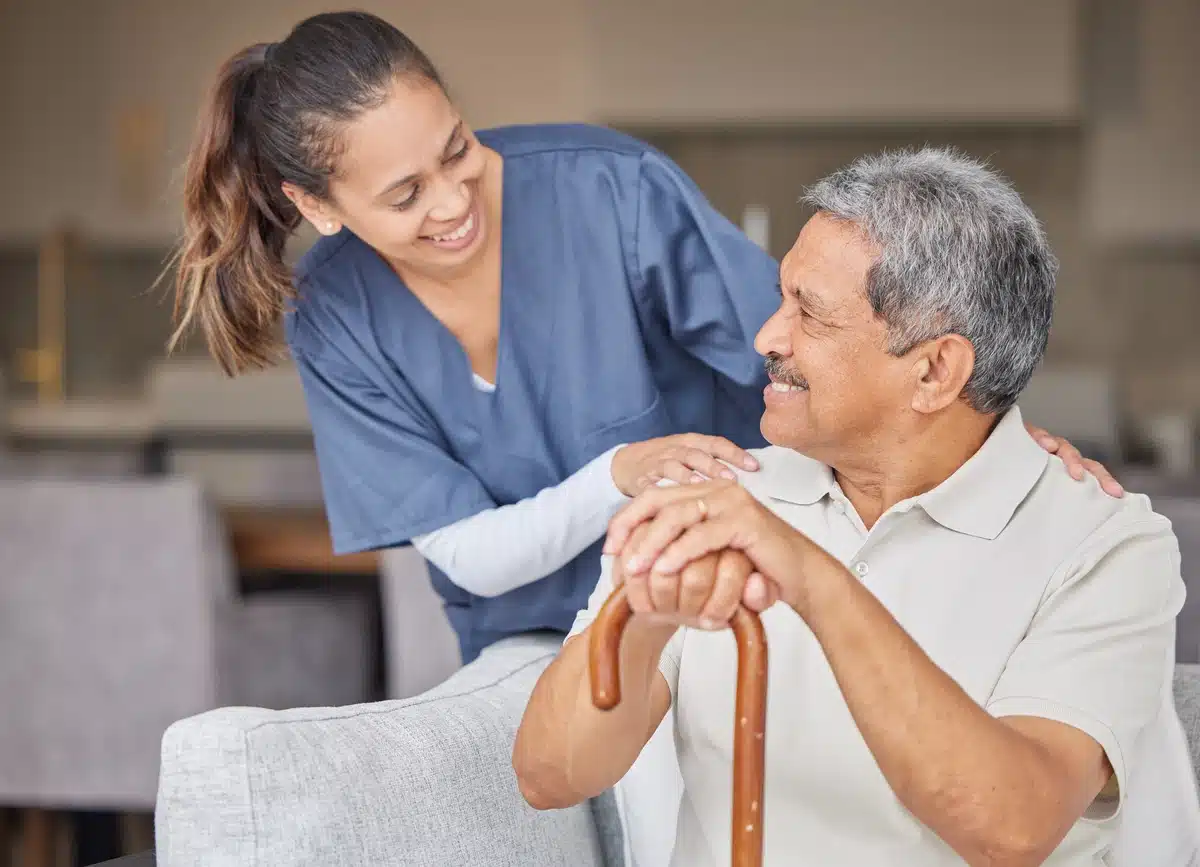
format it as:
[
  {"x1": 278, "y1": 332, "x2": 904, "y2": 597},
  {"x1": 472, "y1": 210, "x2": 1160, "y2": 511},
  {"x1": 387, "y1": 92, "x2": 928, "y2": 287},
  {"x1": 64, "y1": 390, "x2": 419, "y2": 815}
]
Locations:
[{"x1": 764, "y1": 353, "x2": 809, "y2": 389}]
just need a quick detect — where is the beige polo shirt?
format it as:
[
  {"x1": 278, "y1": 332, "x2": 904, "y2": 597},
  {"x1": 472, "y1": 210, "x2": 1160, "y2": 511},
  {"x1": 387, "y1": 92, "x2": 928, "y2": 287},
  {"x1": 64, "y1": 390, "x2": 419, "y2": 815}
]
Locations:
[{"x1": 570, "y1": 407, "x2": 1200, "y2": 866}]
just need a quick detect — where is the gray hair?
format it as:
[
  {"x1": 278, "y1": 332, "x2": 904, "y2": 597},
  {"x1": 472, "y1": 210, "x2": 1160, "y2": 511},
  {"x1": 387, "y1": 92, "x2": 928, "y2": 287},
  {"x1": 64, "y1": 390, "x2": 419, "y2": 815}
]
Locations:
[{"x1": 803, "y1": 147, "x2": 1056, "y2": 415}]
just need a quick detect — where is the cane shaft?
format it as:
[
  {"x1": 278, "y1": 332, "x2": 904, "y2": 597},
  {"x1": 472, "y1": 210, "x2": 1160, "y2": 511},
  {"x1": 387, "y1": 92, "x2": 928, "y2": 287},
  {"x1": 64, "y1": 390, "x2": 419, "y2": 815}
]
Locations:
[{"x1": 589, "y1": 587, "x2": 767, "y2": 867}]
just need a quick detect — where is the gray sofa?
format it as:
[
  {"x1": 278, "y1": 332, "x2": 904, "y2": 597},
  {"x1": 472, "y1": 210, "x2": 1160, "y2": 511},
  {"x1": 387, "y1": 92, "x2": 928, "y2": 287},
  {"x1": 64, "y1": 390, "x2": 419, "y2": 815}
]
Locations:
[
  {"x1": 142, "y1": 638, "x2": 1200, "y2": 866},
  {"x1": 154, "y1": 634, "x2": 625, "y2": 867}
]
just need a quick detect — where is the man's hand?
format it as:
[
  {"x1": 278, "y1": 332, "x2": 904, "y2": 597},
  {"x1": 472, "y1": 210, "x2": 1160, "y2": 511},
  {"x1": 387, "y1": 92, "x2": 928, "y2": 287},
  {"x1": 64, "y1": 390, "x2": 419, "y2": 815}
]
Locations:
[
  {"x1": 610, "y1": 434, "x2": 759, "y2": 497},
  {"x1": 1025, "y1": 423, "x2": 1124, "y2": 497},
  {"x1": 613, "y1": 522, "x2": 778, "y2": 630},
  {"x1": 606, "y1": 479, "x2": 837, "y2": 616}
]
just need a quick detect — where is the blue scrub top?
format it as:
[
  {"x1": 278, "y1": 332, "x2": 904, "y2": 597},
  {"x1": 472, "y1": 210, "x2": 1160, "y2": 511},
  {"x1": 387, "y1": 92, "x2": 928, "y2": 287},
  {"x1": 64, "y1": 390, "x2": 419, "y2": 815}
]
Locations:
[{"x1": 285, "y1": 123, "x2": 780, "y2": 663}]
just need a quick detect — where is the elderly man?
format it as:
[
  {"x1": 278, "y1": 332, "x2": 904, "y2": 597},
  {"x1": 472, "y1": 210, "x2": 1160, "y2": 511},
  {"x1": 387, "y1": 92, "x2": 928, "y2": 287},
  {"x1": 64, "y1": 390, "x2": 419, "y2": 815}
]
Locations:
[{"x1": 513, "y1": 148, "x2": 1200, "y2": 865}]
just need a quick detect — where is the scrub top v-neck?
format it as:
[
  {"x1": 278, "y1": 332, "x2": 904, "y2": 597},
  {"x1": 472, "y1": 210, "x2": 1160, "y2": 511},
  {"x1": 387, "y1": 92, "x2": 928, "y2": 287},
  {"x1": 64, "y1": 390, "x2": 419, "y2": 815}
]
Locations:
[{"x1": 285, "y1": 123, "x2": 780, "y2": 662}]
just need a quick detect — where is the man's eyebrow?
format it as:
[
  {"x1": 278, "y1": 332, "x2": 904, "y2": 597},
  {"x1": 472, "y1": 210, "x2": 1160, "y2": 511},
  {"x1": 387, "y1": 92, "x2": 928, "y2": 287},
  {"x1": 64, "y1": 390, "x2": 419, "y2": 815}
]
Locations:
[{"x1": 783, "y1": 280, "x2": 833, "y2": 317}]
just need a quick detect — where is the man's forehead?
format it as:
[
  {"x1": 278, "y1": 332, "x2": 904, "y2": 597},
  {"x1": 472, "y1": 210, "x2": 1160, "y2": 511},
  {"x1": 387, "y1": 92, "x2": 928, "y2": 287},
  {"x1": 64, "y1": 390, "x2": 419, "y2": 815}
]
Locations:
[
  {"x1": 777, "y1": 244, "x2": 841, "y2": 307},
  {"x1": 779, "y1": 215, "x2": 880, "y2": 319},
  {"x1": 786, "y1": 214, "x2": 875, "y2": 277}
]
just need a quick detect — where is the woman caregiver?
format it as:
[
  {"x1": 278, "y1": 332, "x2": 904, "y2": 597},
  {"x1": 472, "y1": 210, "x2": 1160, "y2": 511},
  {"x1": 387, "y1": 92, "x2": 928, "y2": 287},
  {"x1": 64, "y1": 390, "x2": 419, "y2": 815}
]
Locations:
[{"x1": 171, "y1": 9, "x2": 1117, "y2": 665}]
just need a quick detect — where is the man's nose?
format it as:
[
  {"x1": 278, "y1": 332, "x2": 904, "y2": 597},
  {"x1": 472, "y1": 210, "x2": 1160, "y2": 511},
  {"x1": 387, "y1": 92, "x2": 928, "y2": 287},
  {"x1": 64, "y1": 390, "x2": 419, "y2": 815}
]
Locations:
[{"x1": 753, "y1": 305, "x2": 791, "y2": 358}]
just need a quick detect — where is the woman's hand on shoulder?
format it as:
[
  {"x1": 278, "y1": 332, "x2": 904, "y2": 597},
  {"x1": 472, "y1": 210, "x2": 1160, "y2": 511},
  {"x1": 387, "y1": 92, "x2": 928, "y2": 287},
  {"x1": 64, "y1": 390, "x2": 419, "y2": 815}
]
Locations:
[{"x1": 611, "y1": 434, "x2": 759, "y2": 498}]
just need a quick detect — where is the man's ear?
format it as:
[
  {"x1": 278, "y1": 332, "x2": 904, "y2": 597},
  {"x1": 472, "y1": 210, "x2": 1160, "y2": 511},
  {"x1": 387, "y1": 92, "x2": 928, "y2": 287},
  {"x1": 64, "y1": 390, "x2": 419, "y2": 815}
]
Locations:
[
  {"x1": 281, "y1": 182, "x2": 343, "y2": 236},
  {"x1": 909, "y1": 334, "x2": 975, "y2": 415}
]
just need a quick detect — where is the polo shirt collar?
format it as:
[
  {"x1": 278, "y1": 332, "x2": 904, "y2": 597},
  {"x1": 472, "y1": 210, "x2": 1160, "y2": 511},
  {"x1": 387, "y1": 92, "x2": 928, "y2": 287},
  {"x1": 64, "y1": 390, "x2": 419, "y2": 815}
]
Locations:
[
  {"x1": 756, "y1": 407, "x2": 1047, "y2": 541},
  {"x1": 916, "y1": 406, "x2": 1048, "y2": 540},
  {"x1": 752, "y1": 448, "x2": 838, "y2": 506}
]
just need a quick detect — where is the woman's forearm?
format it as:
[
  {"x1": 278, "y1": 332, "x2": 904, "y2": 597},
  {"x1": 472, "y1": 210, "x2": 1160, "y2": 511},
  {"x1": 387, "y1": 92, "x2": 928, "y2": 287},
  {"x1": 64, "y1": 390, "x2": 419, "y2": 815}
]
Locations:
[{"x1": 411, "y1": 445, "x2": 629, "y2": 597}]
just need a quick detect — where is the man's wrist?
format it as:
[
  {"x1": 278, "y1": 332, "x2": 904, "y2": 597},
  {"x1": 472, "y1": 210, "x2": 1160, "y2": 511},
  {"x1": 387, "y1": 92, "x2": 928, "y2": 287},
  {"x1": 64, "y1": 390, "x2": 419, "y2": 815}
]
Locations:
[
  {"x1": 623, "y1": 615, "x2": 679, "y2": 653},
  {"x1": 784, "y1": 539, "x2": 850, "y2": 621}
]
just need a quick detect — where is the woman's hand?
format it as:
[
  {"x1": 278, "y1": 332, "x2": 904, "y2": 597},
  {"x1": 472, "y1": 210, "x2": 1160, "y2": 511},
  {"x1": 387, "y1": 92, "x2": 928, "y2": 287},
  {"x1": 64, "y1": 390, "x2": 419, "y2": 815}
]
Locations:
[
  {"x1": 1024, "y1": 423, "x2": 1124, "y2": 497},
  {"x1": 611, "y1": 434, "x2": 759, "y2": 497}
]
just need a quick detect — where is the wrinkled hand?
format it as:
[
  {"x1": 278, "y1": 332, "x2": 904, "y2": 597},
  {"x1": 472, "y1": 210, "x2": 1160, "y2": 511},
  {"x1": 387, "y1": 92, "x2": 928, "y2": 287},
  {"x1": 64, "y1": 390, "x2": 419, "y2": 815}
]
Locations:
[
  {"x1": 606, "y1": 479, "x2": 832, "y2": 618},
  {"x1": 1025, "y1": 422, "x2": 1124, "y2": 497},
  {"x1": 611, "y1": 522, "x2": 777, "y2": 630},
  {"x1": 610, "y1": 434, "x2": 759, "y2": 498}
]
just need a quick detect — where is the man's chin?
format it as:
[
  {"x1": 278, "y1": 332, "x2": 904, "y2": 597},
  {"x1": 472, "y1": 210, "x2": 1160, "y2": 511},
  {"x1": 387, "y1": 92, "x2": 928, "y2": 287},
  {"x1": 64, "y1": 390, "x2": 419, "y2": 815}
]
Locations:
[{"x1": 759, "y1": 411, "x2": 814, "y2": 452}]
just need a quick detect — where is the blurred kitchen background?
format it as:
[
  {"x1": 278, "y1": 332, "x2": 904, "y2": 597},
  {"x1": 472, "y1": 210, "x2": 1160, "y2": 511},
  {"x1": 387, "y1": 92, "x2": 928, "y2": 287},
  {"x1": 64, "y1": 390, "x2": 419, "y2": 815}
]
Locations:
[{"x1": 0, "y1": 0, "x2": 1197, "y2": 864}]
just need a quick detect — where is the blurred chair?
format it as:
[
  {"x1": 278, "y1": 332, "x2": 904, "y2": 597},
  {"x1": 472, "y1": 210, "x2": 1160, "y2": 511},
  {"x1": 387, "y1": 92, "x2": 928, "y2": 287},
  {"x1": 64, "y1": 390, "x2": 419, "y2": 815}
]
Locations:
[
  {"x1": 378, "y1": 546, "x2": 462, "y2": 699},
  {"x1": 1019, "y1": 365, "x2": 1122, "y2": 465},
  {"x1": 0, "y1": 476, "x2": 374, "y2": 865},
  {"x1": 1153, "y1": 497, "x2": 1200, "y2": 666}
]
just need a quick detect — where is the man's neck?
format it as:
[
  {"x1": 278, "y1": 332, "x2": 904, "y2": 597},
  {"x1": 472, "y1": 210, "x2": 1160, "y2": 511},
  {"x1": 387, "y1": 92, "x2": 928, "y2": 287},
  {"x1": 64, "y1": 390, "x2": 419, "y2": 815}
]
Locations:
[{"x1": 832, "y1": 409, "x2": 997, "y2": 529}]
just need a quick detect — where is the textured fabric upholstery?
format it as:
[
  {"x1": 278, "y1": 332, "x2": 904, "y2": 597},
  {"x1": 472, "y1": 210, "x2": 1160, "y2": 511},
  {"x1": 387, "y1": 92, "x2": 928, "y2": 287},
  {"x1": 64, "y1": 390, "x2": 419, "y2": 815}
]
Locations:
[{"x1": 156, "y1": 633, "x2": 623, "y2": 867}]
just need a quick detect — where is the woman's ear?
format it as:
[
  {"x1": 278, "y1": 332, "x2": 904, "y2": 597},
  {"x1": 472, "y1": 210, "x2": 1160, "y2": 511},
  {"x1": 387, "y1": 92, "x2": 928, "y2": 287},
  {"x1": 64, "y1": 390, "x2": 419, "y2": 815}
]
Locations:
[{"x1": 281, "y1": 182, "x2": 342, "y2": 236}]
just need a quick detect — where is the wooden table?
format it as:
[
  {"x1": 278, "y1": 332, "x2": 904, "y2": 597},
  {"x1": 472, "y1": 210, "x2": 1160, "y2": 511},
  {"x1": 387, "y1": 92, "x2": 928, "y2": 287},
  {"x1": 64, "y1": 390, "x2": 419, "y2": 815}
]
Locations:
[{"x1": 223, "y1": 507, "x2": 380, "y2": 575}]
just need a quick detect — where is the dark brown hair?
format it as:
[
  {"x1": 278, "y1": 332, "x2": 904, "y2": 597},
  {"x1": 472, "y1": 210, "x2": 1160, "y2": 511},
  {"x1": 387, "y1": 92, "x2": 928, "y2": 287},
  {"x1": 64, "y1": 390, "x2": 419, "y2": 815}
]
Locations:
[{"x1": 167, "y1": 11, "x2": 443, "y2": 375}]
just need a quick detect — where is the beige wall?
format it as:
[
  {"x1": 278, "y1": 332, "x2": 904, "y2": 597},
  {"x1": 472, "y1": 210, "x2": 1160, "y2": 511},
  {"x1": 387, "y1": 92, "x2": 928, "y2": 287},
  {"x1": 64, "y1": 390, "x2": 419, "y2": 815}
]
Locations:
[
  {"x1": 0, "y1": 0, "x2": 108, "y2": 243},
  {"x1": 1, "y1": 0, "x2": 1084, "y2": 246},
  {"x1": 0, "y1": 0, "x2": 594, "y2": 245},
  {"x1": 0, "y1": 0, "x2": 1195, "y2": 246},
  {"x1": 594, "y1": 0, "x2": 1081, "y2": 123},
  {"x1": 1085, "y1": 0, "x2": 1200, "y2": 243}
]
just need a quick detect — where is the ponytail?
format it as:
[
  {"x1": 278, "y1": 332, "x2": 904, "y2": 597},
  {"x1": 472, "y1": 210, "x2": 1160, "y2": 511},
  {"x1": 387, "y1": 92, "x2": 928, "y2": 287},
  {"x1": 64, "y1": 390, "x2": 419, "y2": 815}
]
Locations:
[
  {"x1": 166, "y1": 12, "x2": 445, "y2": 375},
  {"x1": 168, "y1": 44, "x2": 298, "y2": 375}
]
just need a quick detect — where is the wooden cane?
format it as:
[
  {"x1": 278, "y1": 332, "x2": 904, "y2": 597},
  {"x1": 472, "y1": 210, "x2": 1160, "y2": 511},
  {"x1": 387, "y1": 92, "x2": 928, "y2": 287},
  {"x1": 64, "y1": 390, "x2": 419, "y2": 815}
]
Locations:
[{"x1": 589, "y1": 586, "x2": 768, "y2": 867}]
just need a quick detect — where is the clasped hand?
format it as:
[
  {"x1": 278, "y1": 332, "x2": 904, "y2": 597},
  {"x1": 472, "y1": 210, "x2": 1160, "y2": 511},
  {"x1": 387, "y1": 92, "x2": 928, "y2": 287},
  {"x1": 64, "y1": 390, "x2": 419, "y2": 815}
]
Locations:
[{"x1": 604, "y1": 479, "x2": 834, "y2": 629}]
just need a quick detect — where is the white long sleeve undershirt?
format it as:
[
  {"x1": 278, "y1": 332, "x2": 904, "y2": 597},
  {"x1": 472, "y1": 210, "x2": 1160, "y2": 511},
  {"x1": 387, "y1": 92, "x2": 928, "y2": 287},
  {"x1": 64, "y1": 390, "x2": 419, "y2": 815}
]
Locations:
[{"x1": 410, "y1": 444, "x2": 631, "y2": 598}]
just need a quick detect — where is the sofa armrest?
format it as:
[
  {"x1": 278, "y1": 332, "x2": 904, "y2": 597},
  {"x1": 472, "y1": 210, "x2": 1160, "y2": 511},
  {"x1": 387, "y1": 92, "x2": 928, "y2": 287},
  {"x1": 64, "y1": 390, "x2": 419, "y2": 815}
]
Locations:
[
  {"x1": 156, "y1": 632, "x2": 623, "y2": 867},
  {"x1": 1174, "y1": 663, "x2": 1200, "y2": 779}
]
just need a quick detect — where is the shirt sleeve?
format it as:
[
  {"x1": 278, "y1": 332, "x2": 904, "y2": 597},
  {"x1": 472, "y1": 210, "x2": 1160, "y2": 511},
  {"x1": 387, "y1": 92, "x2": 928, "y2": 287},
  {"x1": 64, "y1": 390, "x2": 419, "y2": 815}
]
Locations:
[
  {"x1": 631, "y1": 150, "x2": 781, "y2": 390},
  {"x1": 985, "y1": 513, "x2": 1185, "y2": 821},
  {"x1": 566, "y1": 552, "x2": 686, "y2": 696},
  {"x1": 291, "y1": 341, "x2": 495, "y2": 555},
  {"x1": 412, "y1": 445, "x2": 630, "y2": 598}
]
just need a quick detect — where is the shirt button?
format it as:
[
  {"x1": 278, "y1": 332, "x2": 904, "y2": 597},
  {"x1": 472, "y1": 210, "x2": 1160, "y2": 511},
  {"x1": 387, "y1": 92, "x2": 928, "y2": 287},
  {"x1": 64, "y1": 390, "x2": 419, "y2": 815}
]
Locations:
[{"x1": 854, "y1": 561, "x2": 869, "y2": 577}]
